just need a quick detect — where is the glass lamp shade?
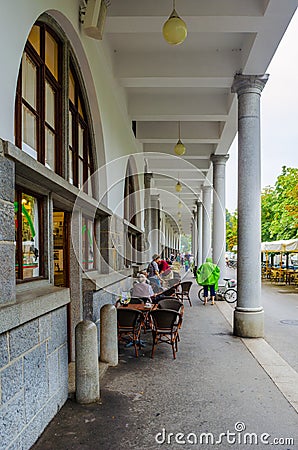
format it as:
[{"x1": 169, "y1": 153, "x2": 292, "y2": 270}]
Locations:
[
  {"x1": 174, "y1": 139, "x2": 186, "y2": 156},
  {"x1": 178, "y1": 200, "x2": 182, "y2": 208},
  {"x1": 175, "y1": 181, "x2": 182, "y2": 192},
  {"x1": 177, "y1": 212, "x2": 182, "y2": 218},
  {"x1": 163, "y1": 9, "x2": 187, "y2": 45}
]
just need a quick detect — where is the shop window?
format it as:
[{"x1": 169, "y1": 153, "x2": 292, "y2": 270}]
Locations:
[
  {"x1": 15, "y1": 190, "x2": 44, "y2": 281},
  {"x1": 82, "y1": 216, "x2": 95, "y2": 271}
]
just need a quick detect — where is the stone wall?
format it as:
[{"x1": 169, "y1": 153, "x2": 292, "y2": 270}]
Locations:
[
  {"x1": 0, "y1": 142, "x2": 15, "y2": 305},
  {"x1": 0, "y1": 306, "x2": 68, "y2": 450}
]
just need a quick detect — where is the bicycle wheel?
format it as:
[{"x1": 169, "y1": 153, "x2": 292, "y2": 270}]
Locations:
[{"x1": 224, "y1": 288, "x2": 237, "y2": 303}]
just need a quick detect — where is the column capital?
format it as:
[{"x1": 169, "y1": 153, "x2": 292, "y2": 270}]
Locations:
[
  {"x1": 202, "y1": 184, "x2": 212, "y2": 193},
  {"x1": 210, "y1": 154, "x2": 229, "y2": 165},
  {"x1": 231, "y1": 74, "x2": 269, "y2": 96}
]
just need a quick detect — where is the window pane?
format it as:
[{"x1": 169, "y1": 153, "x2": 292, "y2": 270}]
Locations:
[
  {"x1": 82, "y1": 218, "x2": 94, "y2": 270},
  {"x1": 22, "y1": 54, "x2": 36, "y2": 108},
  {"x1": 69, "y1": 149, "x2": 73, "y2": 184},
  {"x1": 45, "y1": 31, "x2": 58, "y2": 80},
  {"x1": 87, "y1": 166, "x2": 92, "y2": 195},
  {"x1": 69, "y1": 71, "x2": 75, "y2": 104},
  {"x1": 22, "y1": 105, "x2": 37, "y2": 158},
  {"x1": 45, "y1": 127, "x2": 55, "y2": 170},
  {"x1": 21, "y1": 194, "x2": 39, "y2": 279},
  {"x1": 69, "y1": 111, "x2": 73, "y2": 147},
  {"x1": 78, "y1": 123, "x2": 84, "y2": 158},
  {"x1": 78, "y1": 159, "x2": 84, "y2": 189},
  {"x1": 87, "y1": 220, "x2": 94, "y2": 270},
  {"x1": 45, "y1": 81, "x2": 55, "y2": 128},
  {"x1": 78, "y1": 96, "x2": 84, "y2": 118},
  {"x1": 28, "y1": 25, "x2": 40, "y2": 55}
]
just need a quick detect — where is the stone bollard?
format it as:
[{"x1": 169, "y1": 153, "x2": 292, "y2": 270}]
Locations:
[
  {"x1": 100, "y1": 304, "x2": 118, "y2": 366},
  {"x1": 75, "y1": 320, "x2": 100, "y2": 404}
]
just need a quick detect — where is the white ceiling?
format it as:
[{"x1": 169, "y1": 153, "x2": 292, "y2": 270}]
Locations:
[{"x1": 104, "y1": 0, "x2": 298, "y2": 235}]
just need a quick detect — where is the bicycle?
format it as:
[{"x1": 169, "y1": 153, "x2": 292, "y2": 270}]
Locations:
[{"x1": 198, "y1": 278, "x2": 237, "y2": 304}]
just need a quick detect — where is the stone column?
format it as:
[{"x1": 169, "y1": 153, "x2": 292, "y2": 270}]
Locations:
[
  {"x1": 231, "y1": 73, "x2": 269, "y2": 338},
  {"x1": 150, "y1": 194, "x2": 160, "y2": 257},
  {"x1": 196, "y1": 200, "x2": 203, "y2": 267},
  {"x1": 144, "y1": 172, "x2": 153, "y2": 261},
  {"x1": 191, "y1": 216, "x2": 197, "y2": 261},
  {"x1": 69, "y1": 209, "x2": 83, "y2": 361},
  {"x1": 211, "y1": 154, "x2": 229, "y2": 284},
  {"x1": 202, "y1": 185, "x2": 212, "y2": 262}
]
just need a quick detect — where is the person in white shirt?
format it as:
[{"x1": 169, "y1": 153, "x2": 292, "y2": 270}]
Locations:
[{"x1": 131, "y1": 274, "x2": 155, "y2": 300}]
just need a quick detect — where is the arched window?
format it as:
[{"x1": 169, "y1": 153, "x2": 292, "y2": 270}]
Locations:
[
  {"x1": 68, "y1": 65, "x2": 93, "y2": 192},
  {"x1": 15, "y1": 21, "x2": 94, "y2": 195}
]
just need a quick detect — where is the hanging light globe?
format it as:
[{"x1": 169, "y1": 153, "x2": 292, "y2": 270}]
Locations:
[
  {"x1": 174, "y1": 139, "x2": 186, "y2": 156},
  {"x1": 175, "y1": 181, "x2": 182, "y2": 192},
  {"x1": 163, "y1": 6, "x2": 187, "y2": 45},
  {"x1": 178, "y1": 200, "x2": 182, "y2": 208},
  {"x1": 177, "y1": 211, "x2": 182, "y2": 218}
]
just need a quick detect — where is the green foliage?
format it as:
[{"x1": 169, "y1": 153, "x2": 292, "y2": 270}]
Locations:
[
  {"x1": 226, "y1": 166, "x2": 298, "y2": 248},
  {"x1": 226, "y1": 209, "x2": 238, "y2": 251},
  {"x1": 261, "y1": 166, "x2": 298, "y2": 241},
  {"x1": 180, "y1": 234, "x2": 191, "y2": 252}
]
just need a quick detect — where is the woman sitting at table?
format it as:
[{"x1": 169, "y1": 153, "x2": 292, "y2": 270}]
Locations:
[{"x1": 131, "y1": 274, "x2": 155, "y2": 301}]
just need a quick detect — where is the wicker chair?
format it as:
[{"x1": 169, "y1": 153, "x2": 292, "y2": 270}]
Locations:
[
  {"x1": 149, "y1": 309, "x2": 182, "y2": 359},
  {"x1": 157, "y1": 298, "x2": 184, "y2": 314},
  {"x1": 117, "y1": 308, "x2": 143, "y2": 357},
  {"x1": 176, "y1": 281, "x2": 193, "y2": 306}
]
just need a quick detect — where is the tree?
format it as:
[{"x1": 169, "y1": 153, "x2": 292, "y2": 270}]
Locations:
[
  {"x1": 261, "y1": 186, "x2": 275, "y2": 241},
  {"x1": 226, "y1": 209, "x2": 238, "y2": 251},
  {"x1": 261, "y1": 166, "x2": 298, "y2": 241}
]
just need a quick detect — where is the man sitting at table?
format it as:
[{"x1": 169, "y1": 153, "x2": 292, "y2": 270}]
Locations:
[{"x1": 131, "y1": 274, "x2": 155, "y2": 301}]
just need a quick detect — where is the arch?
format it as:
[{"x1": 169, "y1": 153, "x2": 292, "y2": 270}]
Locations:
[{"x1": 39, "y1": 10, "x2": 107, "y2": 199}]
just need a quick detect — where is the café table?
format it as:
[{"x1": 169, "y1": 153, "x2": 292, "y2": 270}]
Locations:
[{"x1": 117, "y1": 302, "x2": 157, "y2": 334}]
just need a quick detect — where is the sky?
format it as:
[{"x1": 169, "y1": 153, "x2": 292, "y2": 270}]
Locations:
[{"x1": 226, "y1": 10, "x2": 298, "y2": 212}]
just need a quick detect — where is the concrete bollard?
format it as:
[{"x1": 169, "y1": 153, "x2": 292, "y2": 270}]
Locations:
[
  {"x1": 100, "y1": 304, "x2": 118, "y2": 366},
  {"x1": 75, "y1": 320, "x2": 100, "y2": 404}
]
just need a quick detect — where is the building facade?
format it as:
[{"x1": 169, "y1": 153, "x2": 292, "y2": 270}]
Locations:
[{"x1": 0, "y1": 1, "x2": 297, "y2": 448}]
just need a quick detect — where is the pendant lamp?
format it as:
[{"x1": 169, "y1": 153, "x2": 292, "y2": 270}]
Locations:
[
  {"x1": 163, "y1": 0, "x2": 187, "y2": 45},
  {"x1": 174, "y1": 121, "x2": 186, "y2": 156},
  {"x1": 175, "y1": 180, "x2": 182, "y2": 192}
]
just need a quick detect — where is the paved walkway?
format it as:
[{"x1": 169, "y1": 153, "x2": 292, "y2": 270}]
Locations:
[{"x1": 33, "y1": 273, "x2": 298, "y2": 449}]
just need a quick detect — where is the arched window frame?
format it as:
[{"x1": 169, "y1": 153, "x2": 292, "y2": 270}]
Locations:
[{"x1": 14, "y1": 18, "x2": 96, "y2": 196}]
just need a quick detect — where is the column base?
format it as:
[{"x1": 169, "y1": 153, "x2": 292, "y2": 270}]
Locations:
[{"x1": 233, "y1": 308, "x2": 264, "y2": 338}]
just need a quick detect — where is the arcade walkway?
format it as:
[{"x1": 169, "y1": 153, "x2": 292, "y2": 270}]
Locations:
[{"x1": 33, "y1": 274, "x2": 298, "y2": 449}]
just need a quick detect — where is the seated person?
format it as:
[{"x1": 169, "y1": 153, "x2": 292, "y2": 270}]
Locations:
[
  {"x1": 131, "y1": 274, "x2": 155, "y2": 301},
  {"x1": 158, "y1": 258, "x2": 173, "y2": 288},
  {"x1": 138, "y1": 270, "x2": 151, "y2": 283}
]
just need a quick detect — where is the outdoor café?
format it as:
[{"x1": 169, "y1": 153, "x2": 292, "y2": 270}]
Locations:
[{"x1": 261, "y1": 239, "x2": 298, "y2": 284}]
